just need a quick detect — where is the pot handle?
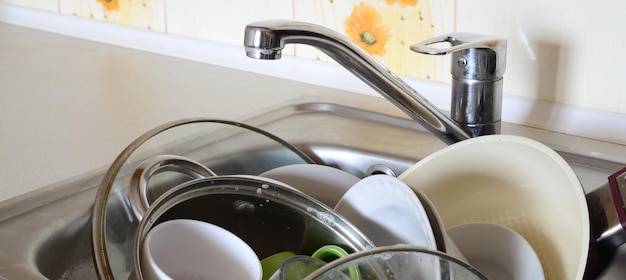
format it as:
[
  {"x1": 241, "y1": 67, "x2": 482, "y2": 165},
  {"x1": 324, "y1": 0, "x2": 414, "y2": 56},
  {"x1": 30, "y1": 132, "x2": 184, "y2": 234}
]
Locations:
[
  {"x1": 609, "y1": 167, "x2": 626, "y2": 235},
  {"x1": 128, "y1": 155, "x2": 216, "y2": 220},
  {"x1": 585, "y1": 166, "x2": 626, "y2": 278}
]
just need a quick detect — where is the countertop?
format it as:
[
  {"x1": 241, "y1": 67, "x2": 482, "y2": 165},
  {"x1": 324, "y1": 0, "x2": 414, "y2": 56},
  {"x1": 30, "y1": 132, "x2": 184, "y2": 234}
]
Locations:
[{"x1": 0, "y1": 22, "x2": 362, "y2": 202}]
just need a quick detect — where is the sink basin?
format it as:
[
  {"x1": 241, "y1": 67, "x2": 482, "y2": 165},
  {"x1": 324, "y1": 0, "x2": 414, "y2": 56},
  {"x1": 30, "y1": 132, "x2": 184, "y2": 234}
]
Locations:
[{"x1": 0, "y1": 94, "x2": 625, "y2": 279}]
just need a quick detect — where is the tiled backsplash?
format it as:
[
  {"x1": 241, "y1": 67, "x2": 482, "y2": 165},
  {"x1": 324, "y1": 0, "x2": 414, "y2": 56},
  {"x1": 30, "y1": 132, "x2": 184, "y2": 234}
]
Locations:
[{"x1": 4, "y1": 0, "x2": 625, "y2": 115}]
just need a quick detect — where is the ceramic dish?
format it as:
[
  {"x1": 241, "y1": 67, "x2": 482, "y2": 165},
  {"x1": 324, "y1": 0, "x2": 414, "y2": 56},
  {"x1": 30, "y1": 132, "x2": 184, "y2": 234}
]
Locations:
[
  {"x1": 334, "y1": 175, "x2": 437, "y2": 248},
  {"x1": 398, "y1": 134, "x2": 589, "y2": 280},
  {"x1": 260, "y1": 163, "x2": 361, "y2": 207},
  {"x1": 141, "y1": 219, "x2": 262, "y2": 280},
  {"x1": 447, "y1": 222, "x2": 544, "y2": 280},
  {"x1": 335, "y1": 174, "x2": 466, "y2": 261}
]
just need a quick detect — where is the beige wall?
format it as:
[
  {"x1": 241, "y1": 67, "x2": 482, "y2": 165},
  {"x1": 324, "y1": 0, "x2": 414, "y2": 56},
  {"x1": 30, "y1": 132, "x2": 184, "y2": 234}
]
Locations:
[{"x1": 5, "y1": 0, "x2": 625, "y2": 115}]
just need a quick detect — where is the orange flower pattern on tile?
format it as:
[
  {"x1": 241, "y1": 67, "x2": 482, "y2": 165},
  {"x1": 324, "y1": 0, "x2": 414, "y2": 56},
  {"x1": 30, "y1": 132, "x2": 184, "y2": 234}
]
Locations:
[
  {"x1": 385, "y1": 0, "x2": 419, "y2": 7},
  {"x1": 345, "y1": 3, "x2": 393, "y2": 56},
  {"x1": 97, "y1": 0, "x2": 120, "y2": 11}
]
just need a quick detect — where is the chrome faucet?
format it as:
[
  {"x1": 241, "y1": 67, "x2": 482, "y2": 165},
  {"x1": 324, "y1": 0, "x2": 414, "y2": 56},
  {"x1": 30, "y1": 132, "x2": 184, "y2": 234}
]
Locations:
[{"x1": 244, "y1": 20, "x2": 506, "y2": 144}]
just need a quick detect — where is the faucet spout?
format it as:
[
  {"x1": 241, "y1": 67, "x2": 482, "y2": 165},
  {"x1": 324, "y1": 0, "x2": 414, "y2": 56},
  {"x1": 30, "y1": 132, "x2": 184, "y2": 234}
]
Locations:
[{"x1": 244, "y1": 20, "x2": 471, "y2": 144}]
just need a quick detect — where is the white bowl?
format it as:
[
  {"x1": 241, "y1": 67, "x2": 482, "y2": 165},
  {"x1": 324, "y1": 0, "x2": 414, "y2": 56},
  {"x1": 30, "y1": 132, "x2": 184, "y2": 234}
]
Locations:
[
  {"x1": 140, "y1": 219, "x2": 262, "y2": 280},
  {"x1": 447, "y1": 222, "x2": 544, "y2": 280},
  {"x1": 260, "y1": 164, "x2": 360, "y2": 207},
  {"x1": 398, "y1": 135, "x2": 589, "y2": 280}
]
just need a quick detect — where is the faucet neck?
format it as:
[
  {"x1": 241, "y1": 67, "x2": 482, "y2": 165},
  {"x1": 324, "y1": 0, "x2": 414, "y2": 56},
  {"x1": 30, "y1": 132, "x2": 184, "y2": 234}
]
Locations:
[{"x1": 245, "y1": 20, "x2": 473, "y2": 144}]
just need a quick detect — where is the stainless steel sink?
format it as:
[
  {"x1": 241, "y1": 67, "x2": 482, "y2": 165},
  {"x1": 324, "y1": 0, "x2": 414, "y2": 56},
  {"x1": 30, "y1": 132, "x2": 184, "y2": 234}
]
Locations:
[{"x1": 0, "y1": 94, "x2": 625, "y2": 279}]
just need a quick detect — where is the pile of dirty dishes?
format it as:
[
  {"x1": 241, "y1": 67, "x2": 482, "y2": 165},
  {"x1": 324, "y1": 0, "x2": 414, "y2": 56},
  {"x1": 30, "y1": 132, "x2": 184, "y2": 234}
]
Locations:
[
  {"x1": 94, "y1": 117, "x2": 578, "y2": 279},
  {"x1": 129, "y1": 161, "x2": 485, "y2": 279},
  {"x1": 123, "y1": 156, "x2": 468, "y2": 279},
  {"x1": 90, "y1": 118, "x2": 476, "y2": 280}
]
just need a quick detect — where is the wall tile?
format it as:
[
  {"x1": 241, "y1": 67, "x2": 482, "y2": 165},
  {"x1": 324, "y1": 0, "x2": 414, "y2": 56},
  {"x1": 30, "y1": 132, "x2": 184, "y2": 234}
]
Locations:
[
  {"x1": 57, "y1": 0, "x2": 165, "y2": 31},
  {"x1": 291, "y1": 0, "x2": 353, "y2": 60},
  {"x1": 0, "y1": 0, "x2": 58, "y2": 12},
  {"x1": 165, "y1": 0, "x2": 293, "y2": 45},
  {"x1": 457, "y1": 0, "x2": 626, "y2": 114},
  {"x1": 3, "y1": 0, "x2": 624, "y2": 115},
  {"x1": 292, "y1": 0, "x2": 455, "y2": 81}
]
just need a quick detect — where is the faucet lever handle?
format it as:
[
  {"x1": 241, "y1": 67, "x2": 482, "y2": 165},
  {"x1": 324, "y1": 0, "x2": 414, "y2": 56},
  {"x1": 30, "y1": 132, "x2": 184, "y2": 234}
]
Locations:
[
  {"x1": 410, "y1": 32, "x2": 507, "y2": 80},
  {"x1": 410, "y1": 33, "x2": 504, "y2": 55}
]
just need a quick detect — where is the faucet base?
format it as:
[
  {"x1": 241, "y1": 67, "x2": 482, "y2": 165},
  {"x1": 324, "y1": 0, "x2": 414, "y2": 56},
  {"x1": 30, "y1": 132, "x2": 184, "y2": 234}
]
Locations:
[
  {"x1": 460, "y1": 122, "x2": 501, "y2": 138},
  {"x1": 451, "y1": 78, "x2": 503, "y2": 138}
]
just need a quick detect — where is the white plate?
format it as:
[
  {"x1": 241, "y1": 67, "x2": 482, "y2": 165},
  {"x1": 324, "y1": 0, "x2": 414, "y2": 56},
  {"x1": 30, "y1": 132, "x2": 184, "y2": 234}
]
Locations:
[
  {"x1": 448, "y1": 222, "x2": 544, "y2": 280},
  {"x1": 334, "y1": 175, "x2": 437, "y2": 248}
]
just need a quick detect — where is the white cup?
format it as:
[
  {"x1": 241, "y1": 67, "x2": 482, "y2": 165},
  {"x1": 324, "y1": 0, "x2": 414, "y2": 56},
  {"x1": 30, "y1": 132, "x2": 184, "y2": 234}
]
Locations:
[{"x1": 140, "y1": 219, "x2": 262, "y2": 280}]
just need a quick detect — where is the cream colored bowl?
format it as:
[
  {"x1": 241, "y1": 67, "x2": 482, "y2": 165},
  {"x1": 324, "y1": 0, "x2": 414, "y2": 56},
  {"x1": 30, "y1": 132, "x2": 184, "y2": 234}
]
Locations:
[
  {"x1": 447, "y1": 222, "x2": 544, "y2": 280},
  {"x1": 398, "y1": 135, "x2": 589, "y2": 280}
]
